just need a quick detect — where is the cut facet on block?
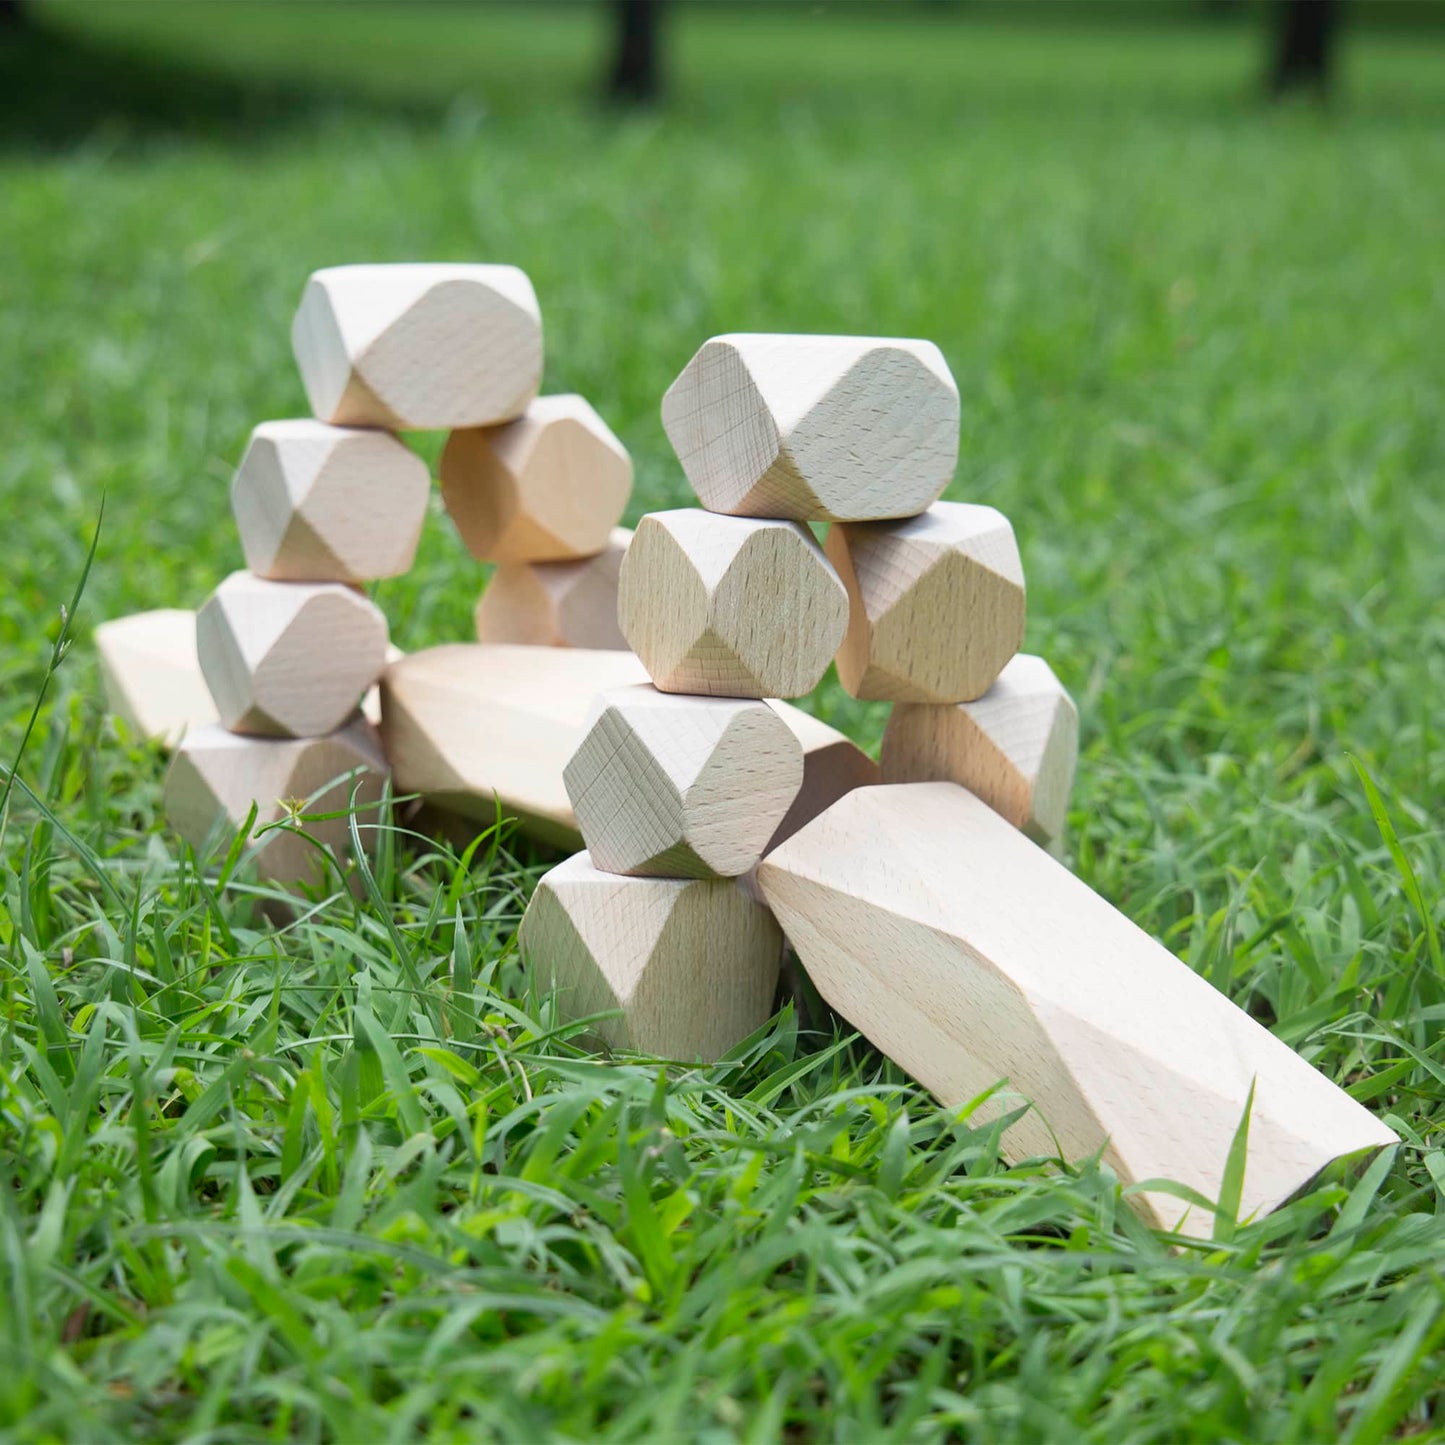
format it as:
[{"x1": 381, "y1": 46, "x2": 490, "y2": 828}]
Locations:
[
  {"x1": 291, "y1": 263, "x2": 542, "y2": 430},
  {"x1": 564, "y1": 685, "x2": 803, "y2": 878},
  {"x1": 520, "y1": 851, "x2": 784, "y2": 1061},
  {"x1": 762, "y1": 700, "x2": 880, "y2": 855},
  {"x1": 232, "y1": 419, "x2": 430, "y2": 583},
  {"x1": 827, "y1": 502, "x2": 1026, "y2": 703},
  {"x1": 757, "y1": 783, "x2": 1397, "y2": 1236},
  {"x1": 661, "y1": 334, "x2": 960, "y2": 521},
  {"x1": 618, "y1": 510, "x2": 849, "y2": 698},
  {"x1": 475, "y1": 528, "x2": 632, "y2": 650},
  {"x1": 96, "y1": 608, "x2": 218, "y2": 746}
]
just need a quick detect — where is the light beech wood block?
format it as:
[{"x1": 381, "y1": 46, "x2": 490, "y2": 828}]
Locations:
[
  {"x1": 826, "y1": 502, "x2": 1026, "y2": 703},
  {"x1": 618, "y1": 510, "x2": 848, "y2": 698},
  {"x1": 474, "y1": 527, "x2": 631, "y2": 650},
  {"x1": 882, "y1": 653, "x2": 1078, "y2": 852},
  {"x1": 440, "y1": 394, "x2": 631, "y2": 563},
  {"x1": 232, "y1": 419, "x2": 430, "y2": 583},
  {"x1": 758, "y1": 783, "x2": 1396, "y2": 1236},
  {"x1": 661, "y1": 334, "x2": 959, "y2": 521},
  {"x1": 164, "y1": 716, "x2": 387, "y2": 888},
  {"x1": 292, "y1": 263, "x2": 542, "y2": 430},
  {"x1": 379, "y1": 643, "x2": 649, "y2": 848},
  {"x1": 520, "y1": 851, "x2": 783, "y2": 1061},
  {"x1": 564, "y1": 686, "x2": 803, "y2": 879},
  {"x1": 762, "y1": 700, "x2": 880, "y2": 854},
  {"x1": 96, "y1": 608, "x2": 218, "y2": 745},
  {"x1": 197, "y1": 572, "x2": 388, "y2": 738}
]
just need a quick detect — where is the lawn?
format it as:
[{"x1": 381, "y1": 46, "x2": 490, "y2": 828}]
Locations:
[{"x1": 2, "y1": 1, "x2": 1444, "y2": 1438}]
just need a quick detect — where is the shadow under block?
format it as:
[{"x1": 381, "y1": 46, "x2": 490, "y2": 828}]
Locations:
[
  {"x1": 826, "y1": 502, "x2": 1026, "y2": 703},
  {"x1": 474, "y1": 527, "x2": 632, "y2": 650},
  {"x1": 564, "y1": 686, "x2": 804, "y2": 879},
  {"x1": 618, "y1": 509, "x2": 848, "y2": 698},
  {"x1": 197, "y1": 572, "x2": 389, "y2": 738},
  {"x1": 881, "y1": 653, "x2": 1078, "y2": 851},
  {"x1": 232, "y1": 419, "x2": 430, "y2": 583},
  {"x1": 96, "y1": 608, "x2": 218, "y2": 745},
  {"x1": 291, "y1": 263, "x2": 542, "y2": 431},
  {"x1": 164, "y1": 716, "x2": 387, "y2": 889},
  {"x1": 661, "y1": 333, "x2": 959, "y2": 522},
  {"x1": 378, "y1": 643, "x2": 650, "y2": 848},
  {"x1": 757, "y1": 783, "x2": 1396, "y2": 1236},
  {"x1": 441, "y1": 395, "x2": 632, "y2": 564},
  {"x1": 520, "y1": 851, "x2": 784, "y2": 1061}
]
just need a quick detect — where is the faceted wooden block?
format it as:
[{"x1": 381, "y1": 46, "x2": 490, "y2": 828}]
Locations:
[
  {"x1": 474, "y1": 528, "x2": 632, "y2": 650},
  {"x1": 882, "y1": 653, "x2": 1079, "y2": 852},
  {"x1": 564, "y1": 686, "x2": 803, "y2": 879},
  {"x1": 440, "y1": 395, "x2": 631, "y2": 563},
  {"x1": 232, "y1": 419, "x2": 430, "y2": 583},
  {"x1": 758, "y1": 784, "x2": 1396, "y2": 1237},
  {"x1": 291, "y1": 263, "x2": 542, "y2": 430},
  {"x1": 520, "y1": 851, "x2": 783, "y2": 1061},
  {"x1": 197, "y1": 572, "x2": 388, "y2": 738},
  {"x1": 762, "y1": 700, "x2": 880, "y2": 854},
  {"x1": 96, "y1": 608, "x2": 218, "y2": 746},
  {"x1": 164, "y1": 716, "x2": 387, "y2": 888},
  {"x1": 826, "y1": 502, "x2": 1025, "y2": 703},
  {"x1": 618, "y1": 510, "x2": 848, "y2": 698},
  {"x1": 661, "y1": 333, "x2": 959, "y2": 521}
]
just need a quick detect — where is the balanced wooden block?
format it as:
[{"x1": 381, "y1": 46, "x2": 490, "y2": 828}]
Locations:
[
  {"x1": 197, "y1": 572, "x2": 388, "y2": 738},
  {"x1": 95, "y1": 608, "x2": 218, "y2": 745},
  {"x1": 618, "y1": 510, "x2": 848, "y2": 698},
  {"x1": 661, "y1": 334, "x2": 959, "y2": 521},
  {"x1": 758, "y1": 784, "x2": 1396, "y2": 1236},
  {"x1": 520, "y1": 851, "x2": 783, "y2": 1061},
  {"x1": 762, "y1": 700, "x2": 880, "y2": 853},
  {"x1": 564, "y1": 686, "x2": 803, "y2": 878},
  {"x1": 882, "y1": 653, "x2": 1078, "y2": 852},
  {"x1": 379, "y1": 643, "x2": 649, "y2": 848},
  {"x1": 291, "y1": 263, "x2": 542, "y2": 430},
  {"x1": 440, "y1": 394, "x2": 631, "y2": 564},
  {"x1": 826, "y1": 502, "x2": 1025, "y2": 703},
  {"x1": 475, "y1": 527, "x2": 631, "y2": 650},
  {"x1": 164, "y1": 715, "x2": 387, "y2": 889},
  {"x1": 232, "y1": 419, "x2": 430, "y2": 583}
]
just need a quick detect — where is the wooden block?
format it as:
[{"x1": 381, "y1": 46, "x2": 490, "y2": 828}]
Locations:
[
  {"x1": 197, "y1": 572, "x2": 388, "y2": 738},
  {"x1": 758, "y1": 784, "x2": 1396, "y2": 1236},
  {"x1": 379, "y1": 643, "x2": 649, "y2": 848},
  {"x1": 474, "y1": 527, "x2": 631, "y2": 651},
  {"x1": 826, "y1": 502, "x2": 1025, "y2": 703},
  {"x1": 440, "y1": 394, "x2": 631, "y2": 564},
  {"x1": 762, "y1": 700, "x2": 880, "y2": 854},
  {"x1": 618, "y1": 510, "x2": 848, "y2": 698},
  {"x1": 882, "y1": 653, "x2": 1078, "y2": 852},
  {"x1": 164, "y1": 716, "x2": 387, "y2": 888},
  {"x1": 232, "y1": 419, "x2": 430, "y2": 583},
  {"x1": 291, "y1": 263, "x2": 541, "y2": 430},
  {"x1": 563, "y1": 685, "x2": 803, "y2": 878},
  {"x1": 520, "y1": 851, "x2": 783, "y2": 1061},
  {"x1": 95, "y1": 608, "x2": 218, "y2": 745},
  {"x1": 661, "y1": 334, "x2": 958, "y2": 521}
]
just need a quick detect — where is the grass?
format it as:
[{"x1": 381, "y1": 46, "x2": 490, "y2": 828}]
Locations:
[{"x1": 2, "y1": 1, "x2": 1444, "y2": 1437}]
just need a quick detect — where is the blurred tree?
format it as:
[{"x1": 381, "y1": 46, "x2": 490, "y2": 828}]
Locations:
[
  {"x1": 1270, "y1": 0, "x2": 1339, "y2": 96},
  {"x1": 608, "y1": 0, "x2": 663, "y2": 105}
]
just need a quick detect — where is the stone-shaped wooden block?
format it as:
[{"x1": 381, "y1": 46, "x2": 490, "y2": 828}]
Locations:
[
  {"x1": 564, "y1": 686, "x2": 803, "y2": 878},
  {"x1": 758, "y1": 783, "x2": 1396, "y2": 1237},
  {"x1": 96, "y1": 608, "x2": 218, "y2": 746},
  {"x1": 520, "y1": 851, "x2": 783, "y2": 1061},
  {"x1": 164, "y1": 715, "x2": 387, "y2": 888},
  {"x1": 882, "y1": 653, "x2": 1078, "y2": 852},
  {"x1": 232, "y1": 419, "x2": 430, "y2": 583},
  {"x1": 763, "y1": 701, "x2": 880, "y2": 854},
  {"x1": 661, "y1": 334, "x2": 959, "y2": 521},
  {"x1": 474, "y1": 527, "x2": 631, "y2": 650},
  {"x1": 292, "y1": 263, "x2": 542, "y2": 430},
  {"x1": 440, "y1": 395, "x2": 631, "y2": 564},
  {"x1": 197, "y1": 572, "x2": 388, "y2": 738},
  {"x1": 826, "y1": 502, "x2": 1025, "y2": 703},
  {"x1": 618, "y1": 510, "x2": 848, "y2": 698}
]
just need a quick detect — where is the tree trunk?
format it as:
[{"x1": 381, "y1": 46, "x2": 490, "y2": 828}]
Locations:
[
  {"x1": 608, "y1": 0, "x2": 663, "y2": 106},
  {"x1": 1270, "y1": 0, "x2": 1339, "y2": 97}
]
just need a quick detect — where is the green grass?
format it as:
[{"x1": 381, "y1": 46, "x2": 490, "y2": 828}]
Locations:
[{"x1": 2, "y1": 1, "x2": 1445, "y2": 1438}]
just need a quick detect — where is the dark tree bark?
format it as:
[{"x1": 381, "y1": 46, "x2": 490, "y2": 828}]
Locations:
[
  {"x1": 608, "y1": 0, "x2": 663, "y2": 106},
  {"x1": 1269, "y1": 0, "x2": 1340, "y2": 97}
]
